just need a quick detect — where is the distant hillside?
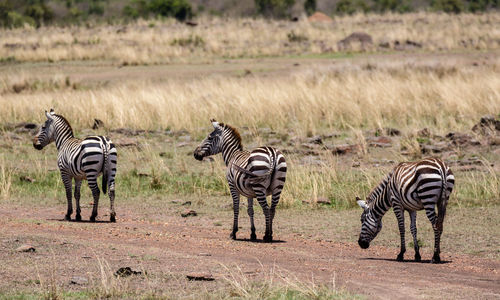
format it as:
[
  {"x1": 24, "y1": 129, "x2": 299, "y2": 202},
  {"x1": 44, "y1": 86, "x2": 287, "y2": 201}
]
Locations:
[{"x1": 0, "y1": 0, "x2": 498, "y2": 28}]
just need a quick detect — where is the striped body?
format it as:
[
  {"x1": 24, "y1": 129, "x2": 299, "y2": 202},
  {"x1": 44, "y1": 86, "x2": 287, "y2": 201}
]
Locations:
[
  {"x1": 194, "y1": 120, "x2": 286, "y2": 242},
  {"x1": 357, "y1": 157, "x2": 454, "y2": 263},
  {"x1": 34, "y1": 110, "x2": 117, "y2": 222}
]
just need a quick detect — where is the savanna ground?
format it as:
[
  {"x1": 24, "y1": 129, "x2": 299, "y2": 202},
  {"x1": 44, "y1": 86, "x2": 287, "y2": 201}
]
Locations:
[{"x1": 0, "y1": 13, "x2": 499, "y2": 299}]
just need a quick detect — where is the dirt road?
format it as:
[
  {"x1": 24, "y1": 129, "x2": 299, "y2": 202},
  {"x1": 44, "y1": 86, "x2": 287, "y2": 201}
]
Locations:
[{"x1": 1, "y1": 205, "x2": 499, "y2": 299}]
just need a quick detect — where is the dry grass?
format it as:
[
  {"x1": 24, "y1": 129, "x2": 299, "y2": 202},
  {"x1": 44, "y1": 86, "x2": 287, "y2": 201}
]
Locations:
[
  {"x1": 1, "y1": 60, "x2": 499, "y2": 135},
  {"x1": 0, "y1": 13, "x2": 499, "y2": 64}
]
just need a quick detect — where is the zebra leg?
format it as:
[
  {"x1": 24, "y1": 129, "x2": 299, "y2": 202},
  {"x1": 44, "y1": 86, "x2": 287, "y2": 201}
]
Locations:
[
  {"x1": 88, "y1": 176, "x2": 100, "y2": 222},
  {"x1": 255, "y1": 191, "x2": 272, "y2": 242},
  {"x1": 74, "y1": 179, "x2": 82, "y2": 221},
  {"x1": 229, "y1": 184, "x2": 240, "y2": 240},
  {"x1": 432, "y1": 204, "x2": 446, "y2": 263},
  {"x1": 109, "y1": 182, "x2": 116, "y2": 223},
  {"x1": 61, "y1": 173, "x2": 73, "y2": 221},
  {"x1": 409, "y1": 210, "x2": 421, "y2": 262},
  {"x1": 423, "y1": 204, "x2": 442, "y2": 263},
  {"x1": 247, "y1": 198, "x2": 256, "y2": 240},
  {"x1": 268, "y1": 189, "x2": 282, "y2": 241},
  {"x1": 393, "y1": 204, "x2": 406, "y2": 261}
]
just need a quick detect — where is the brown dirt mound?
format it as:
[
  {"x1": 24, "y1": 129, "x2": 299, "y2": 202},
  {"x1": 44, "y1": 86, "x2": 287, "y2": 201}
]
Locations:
[{"x1": 307, "y1": 12, "x2": 333, "y2": 24}]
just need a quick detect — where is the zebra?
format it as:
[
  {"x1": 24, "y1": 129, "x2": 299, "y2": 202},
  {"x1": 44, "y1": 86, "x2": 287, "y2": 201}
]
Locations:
[
  {"x1": 193, "y1": 119, "x2": 287, "y2": 242},
  {"x1": 33, "y1": 109, "x2": 117, "y2": 222},
  {"x1": 356, "y1": 157, "x2": 454, "y2": 263}
]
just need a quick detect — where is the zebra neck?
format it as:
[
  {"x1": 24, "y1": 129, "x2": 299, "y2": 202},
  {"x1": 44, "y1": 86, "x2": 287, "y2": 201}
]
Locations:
[
  {"x1": 368, "y1": 176, "x2": 392, "y2": 219},
  {"x1": 54, "y1": 122, "x2": 74, "y2": 151},
  {"x1": 221, "y1": 143, "x2": 243, "y2": 166}
]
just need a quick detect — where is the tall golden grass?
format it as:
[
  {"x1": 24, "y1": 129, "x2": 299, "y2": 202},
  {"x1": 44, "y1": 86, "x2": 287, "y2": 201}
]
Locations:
[
  {"x1": 1, "y1": 62, "x2": 498, "y2": 134},
  {"x1": 0, "y1": 13, "x2": 499, "y2": 64}
]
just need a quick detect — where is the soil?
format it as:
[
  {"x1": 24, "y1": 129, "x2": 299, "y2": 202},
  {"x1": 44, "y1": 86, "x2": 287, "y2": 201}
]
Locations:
[{"x1": 1, "y1": 205, "x2": 499, "y2": 299}]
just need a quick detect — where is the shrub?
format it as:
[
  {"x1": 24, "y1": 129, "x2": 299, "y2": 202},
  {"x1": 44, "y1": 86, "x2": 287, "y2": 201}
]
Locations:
[
  {"x1": 304, "y1": 0, "x2": 316, "y2": 16},
  {"x1": 24, "y1": 1, "x2": 53, "y2": 27},
  {"x1": 431, "y1": 0, "x2": 465, "y2": 13},
  {"x1": 373, "y1": 0, "x2": 412, "y2": 12},
  {"x1": 148, "y1": 0, "x2": 192, "y2": 21},
  {"x1": 335, "y1": 0, "x2": 369, "y2": 15},
  {"x1": 255, "y1": 0, "x2": 295, "y2": 18},
  {"x1": 287, "y1": 31, "x2": 308, "y2": 43}
]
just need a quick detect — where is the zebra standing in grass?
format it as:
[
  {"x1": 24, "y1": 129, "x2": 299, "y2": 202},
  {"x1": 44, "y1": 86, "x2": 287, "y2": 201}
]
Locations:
[
  {"x1": 356, "y1": 157, "x2": 454, "y2": 263},
  {"x1": 33, "y1": 109, "x2": 117, "y2": 222},
  {"x1": 194, "y1": 119, "x2": 287, "y2": 242}
]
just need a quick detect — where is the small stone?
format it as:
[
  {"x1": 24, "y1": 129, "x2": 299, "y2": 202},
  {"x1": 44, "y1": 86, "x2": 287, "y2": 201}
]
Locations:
[
  {"x1": 316, "y1": 197, "x2": 330, "y2": 204},
  {"x1": 306, "y1": 135, "x2": 322, "y2": 144},
  {"x1": 417, "y1": 128, "x2": 431, "y2": 137},
  {"x1": 16, "y1": 244, "x2": 35, "y2": 252},
  {"x1": 70, "y1": 276, "x2": 88, "y2": 285},
  {"x1": 182, "y1": 201, "x2": 192, "y2": 206},
  {"x1": 19, "y1": 176, "x2": 35, "y2": 183},
  {"x1": 352, "y1": 161, "x2": 361, "y2": 167},
  {"x1": 114, "y1": 267, "x2": 142, "y2": 277},
  {"x1": 198, "y1": 253, "x2": 211, "y2": 256},
  {"x1": 367, "y1": 136, "x2": 392, "y2": 147},
  {"x1": 331, "y1": 144, "x2": 361, "y2": 155},
  {"x1": 181, "y1": 209, "x2": 197, "y2": 217},
  {"x1": 186, "y1": 272, "x2": 215, "y2": 281}
]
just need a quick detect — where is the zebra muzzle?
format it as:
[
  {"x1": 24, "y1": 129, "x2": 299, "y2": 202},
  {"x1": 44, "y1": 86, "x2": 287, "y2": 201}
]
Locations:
[
  {"x1": 33, "y1": 137, "x2": 43, "y2": 150},
  {"x1": 193, "y1": 148, "x2": 204, "y2": 161},
  {"x1": 358, "y1": 239, "x2": 370, "y2": 249}
]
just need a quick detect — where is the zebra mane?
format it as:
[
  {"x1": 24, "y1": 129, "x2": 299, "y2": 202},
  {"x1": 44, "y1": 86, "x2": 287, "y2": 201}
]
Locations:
[
  {"x1": 366, "y1": 172, "x2": 392, "y2": 205},
  {"x1": 219, "y1": 122, "x2": 243, "y2": 149},
  {"x1": 54, "y1": 114, "x2": 74, "y2": 137}
]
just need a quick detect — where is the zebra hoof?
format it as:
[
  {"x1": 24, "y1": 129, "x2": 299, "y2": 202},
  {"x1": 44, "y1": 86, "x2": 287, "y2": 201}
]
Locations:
[
  {"x1": 431, "y1": 254, "x2": 441, "y2": 264},
  {"x1": 230, "y1": 232, "x2": 237, "y2": 240},
  {"x1": 263, "y1": 235, "x2": 273, "y2": 243},
  {"x1": 415, "y1": 253, "x2": 421, "y2": 262},
  {"x1": 396, "y1": 253, "x2": 404, "y2": 262},
  {"x1": 75, "y1": 214, "x2": 82, "y2": 221},
  {"x1": 64, "y1": 214, "x2": 71, "y2": 221},
  {"x1": 90, "y1": 216, "x2": 96, "y2": 222},
  {"x1": 250, "y1": 233, "x2": 257, "y2": 241},
  {"x1": 110, "y1": 215, "x2": 116, "y2": 223}
]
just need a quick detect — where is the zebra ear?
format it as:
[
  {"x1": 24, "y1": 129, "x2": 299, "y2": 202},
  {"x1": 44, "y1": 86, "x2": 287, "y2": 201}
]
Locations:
[
  {"x1": 356, "y1": 198, "x2": 368, "y2": 210},
  {"x1": 49, "y1": 108, "x2": 55, "y2": 115},
  {"x1": 45, "y1": 110, "x2": 54, "y2": 120},
  {"x1": 210, "y1": 119, "x2": 219, "y2": 128}
]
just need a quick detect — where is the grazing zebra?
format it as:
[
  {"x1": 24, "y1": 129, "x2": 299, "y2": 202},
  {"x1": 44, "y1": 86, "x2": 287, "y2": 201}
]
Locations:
[
  {"x1": 194, "y1": 119, "x2": 287, "y2": 242},
  {"x1": 33, "y1": 109, "x2": 117, "y2": 222},
  {"x1": 356, "y1": 157, "x2": 454, "y2": 263}
]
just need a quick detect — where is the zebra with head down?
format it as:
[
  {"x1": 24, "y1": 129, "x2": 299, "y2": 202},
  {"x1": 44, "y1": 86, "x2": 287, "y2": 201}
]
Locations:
[
  {"x1": 33, "y1": 109, "x2": 117, "y2": 222},
  {"x1": 194, "y1": 119, "x2": 287, "y2": 242}
]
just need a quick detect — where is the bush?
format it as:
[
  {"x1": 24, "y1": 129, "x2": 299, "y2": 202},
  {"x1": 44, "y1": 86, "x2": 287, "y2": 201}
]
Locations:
[
  {"x1": 373, "y1": 0, "x2": 412, "y2": 12},
  {"x1": 335, "y1": 0, "x2": 369, "y2": 14},
  {"x1": 24, "y1": 1, "x2": 53, "y2": 27},
  {"x1": 431, "y1": 0, "x2": 465, "y2": 13},
  {"x1": 467, "y1": 0, "x2": 498, "y2": 11},
  {"x1": 148, "y1": 0, "x2": 192, "y2": 21},
  {"x1": 88, "y1": 1, "x2": 105, "y2": 16},
  {"x1": 255, "y1": 0, "x2": 295, "y2": 18},
  {"x1": 304, "y1": 0, "x2": 316, "y2": 16}
]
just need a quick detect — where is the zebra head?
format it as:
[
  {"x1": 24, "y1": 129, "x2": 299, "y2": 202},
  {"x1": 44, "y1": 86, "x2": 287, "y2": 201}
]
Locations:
[
  {"x1": 193, "y1": 119, "x2": 223, "y2": 161},
  {"x1": 33, "y1": 109, "x2": 56, "y2": 150},
  {"x1": 356, "y1": 196, "x2": 382, "y2": 249}
]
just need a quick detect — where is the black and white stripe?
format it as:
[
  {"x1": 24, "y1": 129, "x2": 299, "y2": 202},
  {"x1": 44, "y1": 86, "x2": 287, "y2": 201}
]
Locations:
[
  {"x1": 33, "y1": 109, "x2": 117, "y2": 222},
  {"x1": 194, "y1": 119, "x2": 287, "y2": 242},
  {"x1": 356, "y1": 157, "x2": 454, "y2": 263}
]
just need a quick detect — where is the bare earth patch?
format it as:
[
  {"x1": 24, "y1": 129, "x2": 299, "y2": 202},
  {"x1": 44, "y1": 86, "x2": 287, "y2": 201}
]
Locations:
[{"x1": 0, "y1": 204, "x2": 498, "y2": 299}]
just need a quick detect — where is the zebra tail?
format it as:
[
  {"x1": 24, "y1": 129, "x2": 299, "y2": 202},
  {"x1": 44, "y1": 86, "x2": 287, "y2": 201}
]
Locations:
[
  {"x1": 438, "y1": 164, "x2": 448, "y2": 211},
  {"x1": 102, "y1": 145, "x2": 109, "y2": 195},
  {"x1": 231, "y1": 163, "x2": 271, "y2": 184}
]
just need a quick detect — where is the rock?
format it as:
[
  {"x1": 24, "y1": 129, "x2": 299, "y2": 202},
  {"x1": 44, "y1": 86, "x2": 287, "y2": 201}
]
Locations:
[
  {"x1": 268, "y1": 138, "x2": 281, "y2": 145},
  {"x1": 337, "y1": 32, "x2": 373, "y2": 51},
  {"x1": 114, "y1": 138, "x2": 139, "y2": 147},
  {"x1": 186, "y1": 272, "x2": 215, "y2": 281},
  {"x1": 367, "y1": 136, "x2": 392, "y2": 148},
  {"x1": 488, "y1": 136, "x2": 500, "y2": 146},
  {"x1": 301, "y1": 143, "x2": 318, "y2": 150},
  {"x1": 114, "y1": 267, "x2": 142, "y2": 277},
  {"x1": 421, "y1": 142, "x2": 450, "y2": 154},
  {"x1": 472, "y1": 115, "x2": 500, "y2": 135},
  {"x1": 375, "y1": 128, "x2": 401, "y2": 136},
  {"x1": 182, "y1": 201, "x2": 191, "y2": 206},
  {"x1": 92, "y1": 119, "x2": 104, "y2": 130},
  {"x1": 316, "y1": 197, "x2": 330, "y2": 204},
  {"x1": 70, "y1": 276, "x2": 88, "y2": 285},
  {"x1": 13, "y1": 122, "x2": 38, "y2": 133},
  {"x1": 181, "y1": 209, "x2": 197, "y2": 217},
  {"x1": 307, "y1": 12, "x2": 333, "y2": 24},
  {"x1": 306, "y1": 135, "x2": 322, "y2": 144},
  {"x1": 417, "y1": 128, "x2": 431, "y2": 137},
  {"x1": 446, "y1": 132, "x2": 480, "y2": 146},
  {"x1": 394, "y1": 40, "x2": 423, "y2": 51},
  {"x1": 198, "y1": 253, "x2": 211, "y2": 256},
  {"x1": 185, "y1": 21, "x2": 197, "y2": 27},
  {"x1": 19, "y1": 176, "x2": 35, "y2": 183},
  {"x1": 331, "y1": 144, "x2": 361, "y2": 155},
  {"x1": 352, "y1": 161, "x2": 361, "y2": 167},
  {"x1": 16, "y1": 244, "x2": 35, "y2": 252}
]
